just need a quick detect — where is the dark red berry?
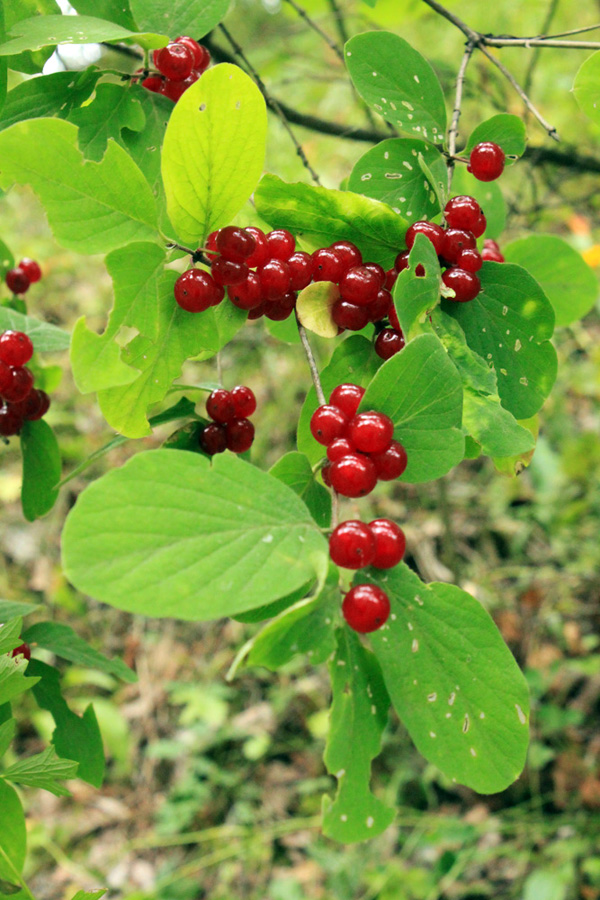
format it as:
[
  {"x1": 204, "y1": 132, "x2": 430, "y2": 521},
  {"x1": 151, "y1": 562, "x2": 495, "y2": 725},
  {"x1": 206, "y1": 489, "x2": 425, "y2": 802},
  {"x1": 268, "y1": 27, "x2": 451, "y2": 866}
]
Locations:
[
  {"x1": 384, "y1": 268, "x2": 398, "y2": 291},
  {"x1": 200, "y1": 423, "x2": 227, "y2": 455},
  {"x1": 211, "y1": 257, "x2": 248, "y2": 287},
  {"x1": 0, "y1": 360, "x2": 12, "y2": 395},
  {"x1": 443, "y1": 196, "x2": 484, "y2": 234},
  {"x1": 244, "y1": 227, "x2": 269, "y2": 269},
  {"x1": 326, "y1": 437, "x2": 354, "y2": 463},
  {"x1": 339, "y1": 266, "x2": 381, "y2": 306},
  {"x1": 247, "y1": 302, "x2": 267, "y2": 320},
  {"x1": 6, "y1": 267, "x2": 30, "y2": 294},
  {"x1": 468, "y1": 142, "x2": 505, "y2": 182},
  {"x1": 368, "y1": 288, "x2": 392, "y2": 323},
  {"x1": 441, "y1": 228, "x2": 476, "y2": 264},
  {"x1": 362, "y1": 263, "x2": 386, "y2": 289},
  {"x1": 369, "y1": 519, "x2": 406, "y2": 569},
  {"x1": 311, "y1": 248, "x2": 345, "y2": 283},
  {"x1": 154, "y1": 42, "x2": 194, "y2": 81},
  {"x1": 265, "y1": 230, "x2": 295, "y2": 261},
  {"x1": 175, "y1": 269, "x2": 222, "y2": 312},
  {"x1": 389, "y1": 304, "x2": 401, "y2": 332},
  {"x1": 474, "y1": 213, "x2": 487, "y2": 238},
  {"x1": 225, "y1": 417, "x2": 255, "y2": 453},
  {"x1": 206, "y1": 388, "x2": 236, "y2": 424},
  {"x1": 264, "y1": 294, "x2": 296, "y2": 320},
  {"x1": 310, "y1": 405, "x2": 348, "y2": 446},
  {"x1": 0, "y1": 404, "x2": 23, "y2": 436},
  {"x1": 3, "y1": 367, "x2": 34, "y2": 403},
  {"x1": 257, "y1": 260, "x2": 291, "y2": 299},
  {"x1": 482, "y1": 239, "x2": 505, "y2": 263},
  {"x1": 15, "y1": 388, "x2": 49, "y2": 421},
  {"x1": 321, "y1": 462, "x2": 332, "y2": 487},
  {"x1": 231, "y1": 385, "x2": 256, "y2": 418},
  {"x1": 342, "y1": 584, "x2": 390, "y2": 633},
  {"x1": 19, "y1": 258, "x2": 41, "y2": 283},
  {"x1": 405, "y1": 221, "x2": 445, "y2": 255},
  {"x1": 216, "y1": 226, "x2": 256, "y2": 263},
  {"x1": 329, "y1": 241, "x2": 362, "y2": 270},
  {"x1": 457, "y1": 248, "x2": 483, "y2": 272},
  {"x1": 0, "y1": 331, "x2": 34, "y2": 367},
  {"x1": 11, "y1": 643, "x2": 31, "y2": 661},
  {"x1": 205, "y1": 230, "x2": 219, "y2": 258},
  {"x1": 175, "y1": 36, "x2": 206, "y2": 70},
  {"x1": 161, "y1": 72, "x2": 199, "y2": 102},
  {"x1": 395, "y1": 251, "x2": 410, "y2": 273},
  {"x1": 329, "y1": 520, "x2": 375, "y2": 569},
  {"x1": 375, "y1": 328, "x2": 405, "y2": 360},
  {"x1": 142, "y1": 75, "x2": 164, "y2": 93},
  {"x1": 228, "y1": 272, "x2": 263, "y2": 310},
  {"x1": 370, "y1": 440, "x2": 408, "y2": 481},
  {"x1": 329, "y1": 383, "x2": 365, "y2": 419},
  {"x1": 348, "y1": 411, "x2": 394, "y2": 455},
  {"x1": 442, "y1": 267, "x2": 481, "y2": 302},
  {"x1": 329, "y1": 453, "x2": 377, "y2": 498},
  {"x1": 287, "y1": 252, "x2": 312, "y2": 291},
  {"x1": 332, "y1": 299, "x2": 369, "y2": 331}
]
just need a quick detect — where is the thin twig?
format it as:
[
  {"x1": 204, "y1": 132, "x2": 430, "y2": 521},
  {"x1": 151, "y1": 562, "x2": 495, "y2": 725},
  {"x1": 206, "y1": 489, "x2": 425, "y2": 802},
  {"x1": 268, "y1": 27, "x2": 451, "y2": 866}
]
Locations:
[
  {"x1": 483, "y1": 36, "x2": 600, "y2": 49},
  {"x1": 296, "y1": 319, "x2": 326, "y2": 406},
  {"x1": 540, "y1": 23, "x2": 600, "y2": 39},
  {"x1": 282, "y1": 0, "x2": 345, "y2": 62},
  {"x1": 420, "y1": 0, "x2": 478, "y2": 41},
  {"x1": 447, "y1": 41, "x2": 475, "y2": 193}
]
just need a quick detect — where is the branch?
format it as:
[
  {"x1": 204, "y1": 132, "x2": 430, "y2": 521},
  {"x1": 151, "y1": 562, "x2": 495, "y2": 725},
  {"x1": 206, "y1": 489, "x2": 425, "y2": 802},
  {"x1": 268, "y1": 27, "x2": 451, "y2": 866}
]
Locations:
[
  {"x1": 282, "y1": 0, "x2": 345, "y2": 62},
  {"x1": 447, "y1": 41, "x2": 475, "y2": 191}
]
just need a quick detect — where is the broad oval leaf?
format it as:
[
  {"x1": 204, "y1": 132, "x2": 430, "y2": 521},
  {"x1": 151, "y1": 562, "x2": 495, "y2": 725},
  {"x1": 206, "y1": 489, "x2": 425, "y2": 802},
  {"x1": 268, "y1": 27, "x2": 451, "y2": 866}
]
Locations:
[
  {"x1": 162, "y1": 64, "x2": 267, "y2": 245},
  {"x1": 0, "y1": 14, "x2": 167, "y2": 56},
  {"x1": 20, "y1": 420, "x2": 61, "y2": 522},
  {"x1": 269, "y1": 451, "x2": 331, "y2": 529},
  {"x1": 129, "y1": 0, "x2": 230, "y2": 39},
  {"x1": 62, "y1": 450, "x2": 328, "y2": 621},
  {"x1": 574, "y1": 50, "x2": 600, "y2": 126},
  {"x1": 466, "y1": 114, "x2": 526, "y2": 163},
  {"x1": 0, "y1": 307, "x2": 70, "y2": 352},
  {"x1": 0, "y1": 782, "x2": 26, "y2": 884}
]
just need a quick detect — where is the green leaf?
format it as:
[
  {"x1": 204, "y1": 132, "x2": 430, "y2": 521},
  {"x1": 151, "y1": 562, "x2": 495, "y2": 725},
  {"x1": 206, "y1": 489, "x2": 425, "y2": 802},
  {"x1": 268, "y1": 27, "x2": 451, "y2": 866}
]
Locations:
[
  {"x1": 365, "y1": 564, "x2": 530, "y2": 793},
  {"x1": 3, "y1": 0, "x2": 60, "y2": 75},
  {"x1": 0, "y1": 70, "x2": 101, "y2": 133},
  {"x1": 0, "y1": 619, "x2": 23, "y2": 656},
  {"x1": 574, "y1": 51, "x2": 600, "y2": 126},
  {"x1": 62, "y1": 450, "x2": 328, "y2": 621},
  {"x1": 0, "y1": 118, "x2": 158, "y2": 255},
  {"x1": 0, "y1": 307, "x2": 69, "y2": 352},
  {"x1": 0, "y1": 15, "x2": 167, "y2": 56},
  {"x1": 0, "y1": 239, "x2": 14, "y2": 278},
  {"x1": 20, "y1": 420, "x2": 61, "y2": 522},
  {"x1": 0, "y1": 782, "x2": 26, "y2": 886},
  {"x1": 129, "y1": 0, "x2": 230, "y2": 39},
  {"x1": 450, "y1": 166, "x2": 506, "y2": 240},
  {"x1": 69, "y1": 0, "x2": 135, "y2": 29},
  {"x1": 466, "y1": 114, "x2": 526, "y2": 163},
  {"x1": 28, "y1": 660, "x2": 105, "y2": 787},
  {"x1": 493, "y1": 414, "x2": 538, "y2": 476},
  {"x1": 119, "y1": 88, "x2": 172, "y2": 205},
  {"x1": 97, "y1": 272, "x2": 245, "y2": 437},
  {"x1": 462, "y1": 389, "x2": 535, "y2": 458},
  {"x1": 0, "y1": 719, "x2": 16, "y2": 759},
  {"x1": 0, "y1": 656, "x2": 37, "y2": 706},
  {"x1": 296, "y1": 282, "x2": 339, "y2": 338},
  {"x1": 70, "y1": 892, "x2": 106, "y2": 900},
  {"x1": 393, "y1": 232, "x2": 441, "y2": 337},
  {"x1": 162, "y1": 64, "x2": 267, "y2": 245},
  {"x1": 348, "y1": 138, "x2": 447, "y2": 223},
  {"x1": 360, "y1": 333, "x2": 464, "y2": 482},
  {"x1": 322, "y1": 629, "x2": 394, "y2": 842},
  {"x1": 0, "y1": 601, "x2": 39, "y2": 620},
  {"x1": 22, "y1": 622, "x2": 136, "y2": 683},
  {"x1": 269, "y1": 451, "x2": 331, "y2": 529},
  {"x1": 255, "y1": 174, "x2": 408, "y2": 269},
  {"x1": 2, "y1": 746, "x2": 78, "y2": 797},
  {"x1": 523, "y1": 870, "x2": 569, "y2": 900},
  {"x1": 297, "y1": 336, "x2": 380, "y2": 466},
  {"x1": 233, "y1": 582, "x2": 315, "y2": 624},
  {"x1": 345, "y1": 31, "x2": 446, "y2": 142},
  {"x1": 504, "y1": 235, "x2": 598, "y2": 328},
  {"x1": 443, "y1": 261, "x2": 557, "y2": 419},
  {"x1": 0, "y1": 878, "x2": 22, "y2": 896},
  {"x1": 430, "y1": 309, "x2": 496, "y2": 394},
  {"x1": 69, "y1": 83, "x2": 146, "y2": 162}
]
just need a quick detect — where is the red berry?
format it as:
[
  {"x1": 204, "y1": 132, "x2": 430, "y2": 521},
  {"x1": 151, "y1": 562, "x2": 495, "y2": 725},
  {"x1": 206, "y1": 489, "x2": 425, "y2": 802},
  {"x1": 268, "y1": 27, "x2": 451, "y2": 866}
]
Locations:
[
  {"x1": 11, "y1": 643, "x2": 31, "y2": 661},
  {"x1": 329, "y1": 241, "x2": 362, "y2": 270},
  {"x1": 468, "y1": 142, "x2": 505, "y2": 182},
  {"x1": 228, "y1": 272, "x2": 263, "y2": 310},
  {"x1": 348, "y1": 411, "x2": 394, "y2": 455},
  {"x1": 265, "y1": 230, "x2": 295, "y2": 261},
  {"x1": 216, "y1": 226, "x2": 256, "y2": 263},
  {"x1": 19, "y1": 258, "x2": 41, "y2": 283},
  {"x1": 225, "y1": 417, "x2": 255, "y2": 453},
  {"x1": 0, "y1": 360, "x2": 12, "y2": 395},
  {"x1": 16, "y1": 388, "x2": 49, "y2": 421},
  {"x1": 443, "y1": 196, "x2": 484, "y2": 234},
  {"x1": 326, "y1": 437, "x2": 354, "y2": 462},
  {"x1": 375, "y1": 328, "x2": 405, "y2": 360},
  {"x1": 405, "y1": 221, "x2": 445, "y2": 255},
  {"x1": 329, "y1": 453, "x2": 377, "y2": 498},
  {"x1": 329, "y1": 383, "x2": 365, "y2": 419},
  {"x1": 395, "y1": 251, "x2": 410, "y2": 273},
  {"x1": 362, "y1": 263, "x2": 386, "y2": 289},
  {"x1": 154, "y1": 42, "x2": 194, "y2": 81},
  {"x1": 457, "y1": 248, "x2": 483, "y2": 272},
  {"x1": 442, "y1": 267, "x2": 481, "y2": 302},
  {"x1": 6, "y1": 267, "x2": 30, "y2": 294},
  {"x1": 482, "y1": 239, "x2": 505, "y2": 263},
  {"x1": 342, "y1": 584, "x2": 390, "y2": 633},
  {"x1": 205, "y1": 230, "x2": 219, "y2": 258},
  {"x1": 321, "y1": 462, "x2": 332, "y2": 487},
  {"x1": 332, "y1": 299, "x2": 369, "y2": 331},
  {"x1": 175, "y1": 36, "x2": 207, "y2": 70},
  {"x1": 369, "y1": 519, "x2": 406, "y2": 569},
  {"x1": 161, "y1": 72, "x2": 198, "y2": 102},
  {"x1": 311, "y1": 248, "x2": 345, "y2": 283},
  {"x1": 370, "y1": 440, "x2": 408, "y2": 481},
  {"x1": 0, "y1": 404, "x2": 23, "y2": 436},
  {"x1": 247, "y1": 302, "x2": 267, "y2": 321},
  {"x1": 257, "y1": 260, "x2": 291, "y2": 299},
  {"x1": 474, "y1": 213, "x2": 487, "y2": 238},
  {"x1": 3, "y1": 367, "x2": 34, "y2": 403},
  {"x1": 384, "y1": 268, "x2": 398, "y2": 291},
  {"x1": 211, "y1": 257, "x2": 248, "y2": 287},
  {"x1": 264, "y1": 294, "x2": 296, "y2": 320},
  {"x1": 288, "y1": 252, "x2": 313, "y2": 291},
  {"x1": 368, "y1": 288, "x2": 393, "y2": 323},
  {"x1": 206, "y1": 388, "x2": 236, "y2": 423},
  {"x1": 175, "y1": 269, "x2": 222, "y2": 312},
  {"x1": 310, "y1": 405, "x2": 348, "y2": 446},
  {"x1": 329, "y1": 520, "x2": 375, "y2": 569},
  {"x1": 244, "y1": 227, "x2": 269, "y2": 269},
  {"x1": 142, "y1": 75, "x2": 164, "y2": 93},
  {"x1": 388, "y1": 304, "x2": 400, "y2": 332},
  {"x1": 0, "y1": 331, "x2": 34, "y2": 367},
  {"x1": 339, "y1": 266, "x2": 381, "y2": 306},
  {"x1": 200, "y1": 422, "x2": 227, "y2": 455},
  {"x1": 231, "y1": 385, "x2": 256, "y2": 418},
  {"x1": 441, "y1": 228, "x2": 476, "y2": 264}
]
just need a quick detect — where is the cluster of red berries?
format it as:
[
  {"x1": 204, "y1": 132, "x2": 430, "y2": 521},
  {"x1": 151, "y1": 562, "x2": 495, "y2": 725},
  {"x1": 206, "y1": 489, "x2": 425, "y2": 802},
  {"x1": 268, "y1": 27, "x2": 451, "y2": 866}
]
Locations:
[
  {"x1": 140, "y1": 36, "x2": 211, "y2": 103},
  {"x1": 310, "y1": 383, "x2": 407, "y2": 499},
  {"x1": 0, "y1": 331, "x2": 50, "y2": 437},
  {"x1": 5, "y1": 258, "x2": 42, "y2": 295},
  {"x1": 199, "y1": 385, "x2": 256, "y2": 456}
]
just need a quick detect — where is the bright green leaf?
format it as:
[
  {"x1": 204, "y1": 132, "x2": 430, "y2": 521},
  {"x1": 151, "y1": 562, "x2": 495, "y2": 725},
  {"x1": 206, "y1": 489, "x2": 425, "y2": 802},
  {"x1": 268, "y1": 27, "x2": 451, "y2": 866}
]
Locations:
[
  {"x1": 120, "y1": 88, "x2": 172, "y2": 206},
  {"x1": 20, "y1": 420, "x2": 61, "y2": 522},
  {"x1": 0, "y1": 238, "x2": 14, "y2": 278},
  {"x1": 0, "y1": 69, "x2": 100, "y2": 133},
  {"x1": 22, "y1": 622, "x2": 136, "y2": 683},
  {"x1": 466, "y1": 114, "x2": 526, "y2": 163},
  {"x1": 269, "y1": 452, "x2": 331, "y2": 529},
  {"x1": 69, "y1": 0, "x2": 135, "y2": 29},
  {"x1": 0, "y1": 601, "x2": 39, "y2": 620},
  {"x1": 296, "y1": 281, "x2": 339, "y2": 338},
  {"x1": 0, "y1": 719, "x2": 16, "y2": 759},
  {"x1": 493, "y1": 414, "x2": 539, "y2": 476},
  {"x1": 69, "y1": 83, "x2": 146, "y2": 162},
  {"x1": 0, "y1": 656, "x2": 37, "y2": 706},
  {"x1": 0, "y1": 781, "x2": 26, "y2": 885},
  {"x1": 429, "y1": 309, "x2": 496, "y2": 395},
  {"x1": 70, "y1": 891, "x2": 107, "y2": 900},
  {"x1": 233, "y1": 582, "x2": 315, "y2": 625},
  {"x1": 0, "y1": 307, "x2": 69, "y2": 352},
  {"x1": 129, "y1": 0, "x2": 230, "y2": 39},
  {"x1": 2, "y1": 746, "x2": 78, "y2": 797},
  {"x1": 463, "y1": 389, "x2": 535, "y2": 458},
  {"x1": 0, "y1": 619, "x2": 23, "y2": 656},
  {"x1": 574, "y1": 51, "x2": 600, "y2": 126},
  {"x1": 3, "y1": 0, "x2": 60, "y2": 74},
  {"x1": 451, "y1": 166, "x2": 506, "y2": 240},
  {"x1": 0, "y1": 14, "x2": 167, "y2": 56},
  {"x1": 393, "y1": 232, "x2": 441, "y2": 337}
]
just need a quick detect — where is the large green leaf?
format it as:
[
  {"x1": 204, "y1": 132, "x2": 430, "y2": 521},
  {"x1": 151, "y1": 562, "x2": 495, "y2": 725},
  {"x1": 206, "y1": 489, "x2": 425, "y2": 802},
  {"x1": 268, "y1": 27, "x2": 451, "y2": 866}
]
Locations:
[
  {"x1": 0, "y1": 70, "x2": 101, "y2": 133},
  {"x1": 574, "y1": 51, "x2": 600, "y2": 126},
  {"x1": 62, "y1": 450, "x2": 328, "y2": 621},
  {"x1": 322, "y1": 629, "x2": 394, "y2": 842},
  {"x1": 2, "y1": 746, "x2": 78, "y2": 797},
  {"x1": 348, "y1": 138, "x2": 447, "y2": 223},
  {"x1": 365, "y1": 564, "x2": 530, "y2": 793},
  {"x1": 0, "y1": 619, "x2": 23, "y2": 656},
  {"x1": 270, "y1": 451, "x2": 331, "y2": 529},
  {"x1": 466, "y1": 114, "x2": 526, "y2": 164},
  {"x1": 129, "y1": 0, "x2": 230, "y2": 39},
  {"x1": 0, "y1": 307, "x2": 69, "y2": 352},
  {"x1": 359, "y1": 334, "x2": 464, "y2": 483},
  {"x1": 0, "y1": 782, "x2": 26, "y2": 887},
  {"x1": 345, "y1": 31, "x2": 446, "y2": 142},
  {"x1": 255, "y1": 174, "x2": 408, "y2": 269},
  {"x1": 69, "y1": 0, "x2": 136, "y2": 29},
  {"x1": 120, "y1": 88, "x2": 172, "y2": 205},
  {"x1": 0, "y1": 14, "x2": 167, "y2": 56},
  {"x1": 0, "y1": 719, "x2": 16, "y2": 759},
  {"x1": 504, "y1": 235, "x2": 598, "y2": 328},
  {"x1": 20, "y1": 420, "x2": 61, "y2": 522},
  {"x1": 69, "y1": 83, "x2": 146, "y2": 162},
  {"x1": 3, "y1": 0, "x2": 60, "y2": 74},
  {"x1": 443, "y1": 262, "x2": 557, "y2": 419},
  {"x1": 393, "y1": 232, "x2": 441, "y2": 338},
  {"x1": 162, "y1": 64, "x2": 267, "y2": 245},
  {"x1": 0, "y1": 600, "x2": 40, "y2": 620},
  {"x1": 22, "y1": 622, "x2": 136, "y2": 683},
  {"x1": 0, "y1": 119, "x2": 158, "y2": 254}
]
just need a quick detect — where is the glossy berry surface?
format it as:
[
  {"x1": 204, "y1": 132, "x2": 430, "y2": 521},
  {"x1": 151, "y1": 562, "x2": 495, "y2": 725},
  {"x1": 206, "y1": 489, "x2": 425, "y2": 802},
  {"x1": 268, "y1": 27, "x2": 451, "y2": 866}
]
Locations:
[
  {"x1": 19, "y1": 258, "x2": 42, "y2": 283},
  {"x1": 329, "y1": 520, "x2": 375, "y2": 569},
  {"x1": 342, "y1": 584, "x2": 390, "y2": 633},
  {"x1": 216, "y1": 226, "x2": 256, "y2": 262},
  {"x1": 258, "y1": 260, "x2": 291, "y2": 299},
  {"x1": 368, "y1": 289, "x2": 393, "y2": 322},
  {"x1": 311, "y1": 248, "x2": 344, "y2": 283},
  {"x1": 443, "y1": 195, "x2": 484, "y2": 234},
  {"x1": 6, "y1": 267, "x2": 30, "y2": 294},
  {"x1": 142, "y1": 75, "x2": 164, "y2": 93},
  {"x1": 161, "y1": 73, "x2": 199, "y2": 102},
  {"x1": 13, "y1": 388, "x2": 49, "y2": 421},
  {"x1": 4, "y1": 367, "x2": 34, "y2": 403},
  {"x1": 375, "y1": 328, "x2": 405, "y2": 360},
  {"x1": 265, "y1": 230, "x2": 295, "y2": 261},
  {"x1": 0, "y1": 331, "x2": 34, "y2": 367},
  {"x1": 395, "y1": 251, "x2": 410, "y2": 273},
  {"x1": 331, "y1": 299, "x2": 369, "y2": 331},
  {"x1": 329, "y1": 383, "x2": 365, "y2": 420},
  {"x1": 211, "y1": 257, "x2": 248, "y2": 287},
  {"x1": 175, "y1": 269, "x2": 222, "y2": 312},
  {"x1": 154, "y1": 42, "x2": 194, "y2": 81},
  {"x1": 468, "y1": 142, "x2": 506, "y2": 182},
  {"x1": 0, "y1": 361, "x2": 11, "y2": 394},
  {"x1": 231, "y1": 385, "x2": 256, "y2": 418},
  {"x1": 442, "y1": 267, "x2": 481, "y2": 302},
  {"x1": 348, "y1": 411, "x2": 394, "y2": 455},
  {"x1": 329, "y1": 453, "x2": 377, "y2": 498},
  {"x1": 228, "y1": 272, "x2": 263, "y2": 310},
  {"x1": 206, "y1": 388, "x2": 236, "y2": 423},
  {"x1": 200, "y1": 423, "x2": 227, "y2": 455},
  {"x1": 287, "y1": 252, "x2": 312, "y2": 291},
  {"x1": 339, "y1": 266, "x2": 381, "y2": 306},
  {"x1": 326, "y1": 437, "x2": 354, "y2": 463},
  {"x1": 405, "y1": 221, "x2": 445, "y2": 255},
  {"x1": 457, "y1": 248, "x2": 483, "y2": 273},
  {"x1": 244, "y1": 228, "x2": 269, "y2": 269},
  {"x1": 370, "y1": 440, "x2": 408, "y2": 481},
  {"x1": 175, "y1": 36, "x2": 209, "y2": 71},
  {"x1": 321, "y1": 462, "x2": 332, "y2": 487},
  {"x1": 330, "y1": 241, "x2": 362, "y2": 270},
  {"x1": 442, "y1": 228, "x2": 476, "y2": 264},
  {"x1": 225, "y1": 417, "x2": 255, "y2": 453},
  {"x1": 310, "y1": 405, "x2": 348, "y2": 446},
  {"x1": 369, "y1": 519, "x2": 406, "y2": 569},
  {"x1": 482, "y1": 239, "x2": 505, "y2": 262}
]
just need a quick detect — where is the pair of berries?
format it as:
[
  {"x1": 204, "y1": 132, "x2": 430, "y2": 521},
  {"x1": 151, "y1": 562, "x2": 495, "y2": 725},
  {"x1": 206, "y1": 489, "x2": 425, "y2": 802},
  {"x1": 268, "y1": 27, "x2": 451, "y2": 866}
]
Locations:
[
  {"x1": 0, "y1": 331, "x2": 50, "y2": 437},
  {"x1": 482, "y1": 238, "x2": 504, "y2": 262},
  {"x1": 330, "y1": 518, "x2": 406, "y2": 570},
  {"x1": 141, "y1": 36, "x2": 211, "y2": 103},
  {"x1": 199, "y1": 385, "x2": 256, "y2": 456},
  {"x1": 5, "y1": 258, "x2": 42, "y2": 295},
  {"x1": 467, "y1": 142, "x2": 506, "y2": 182},
  {"x1": 310, "y1": 383, "x2": 407, "y2": 498}
]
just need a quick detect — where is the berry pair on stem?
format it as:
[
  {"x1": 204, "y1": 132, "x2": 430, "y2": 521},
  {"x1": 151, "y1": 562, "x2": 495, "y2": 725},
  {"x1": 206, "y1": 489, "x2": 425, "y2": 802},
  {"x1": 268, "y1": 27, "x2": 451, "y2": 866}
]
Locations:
[
  {"x1": 0, "y1": 331, "x2": 50, "y2": 437},
  {"x1": 5, "y1": 258, "x2": 42, "y2": 295},
  {"x1": 141, "y1": 36, "x2": 211, "y2": 103},
  {"x1": 199, "y1": 385, "x2": 256, "y2": 455},
  {"x1": 330, "y1": 518, "x2": 406, "y2": 570}
]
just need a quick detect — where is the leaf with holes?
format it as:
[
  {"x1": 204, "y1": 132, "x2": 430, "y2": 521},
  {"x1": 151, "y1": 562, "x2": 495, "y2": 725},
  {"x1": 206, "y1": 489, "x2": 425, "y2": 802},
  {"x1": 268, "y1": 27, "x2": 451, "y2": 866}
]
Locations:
[
  {"x1": 393, "y1": 232, "x2": 441, "y2": 338},
  {"x1": 0, "y1": 14, "x2": 167, "y2": 56},
  {"x1": 162, "y1": 64, "x2": 267, "y2": 245},
  {"x1": 363, "y1": 564, "x2": 530, "y2": 793},
  {"x1": 345, "y1": 31, "x2": 446, "y2": 142},
  {"x1": 443, "y1": 262, "x2": 557, "y2": 419},
  {"x1": 270, "y1": 452, "x2": 331, "y2": 529},
  {"x1": 574, "y1": 50, "x2": 600, "y2": 127},
  {"x1": 466, "y1": 114, "x2": 526, "y2": 164},
  {"x1": 255, "y1": 174, "x2": 408, "y2": 269},
  {"x1": 296, "y1": 281, "x2": 339, "y2": 339},
  {"x1": 69, "y1": 83, "x2": 146, "y2": 162},
  {"x1": 129, "y1": 0, "x2": 230, "y2": 39},
  {"x1": 322, "y1": 628, "x2": 394, "y2": 842},
  {"x1": 20, "y1": 420, "x2": 61, "y2": 522},
  {"x1": 348, "y1": 138, "x2": 447, "y2": 223}
]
